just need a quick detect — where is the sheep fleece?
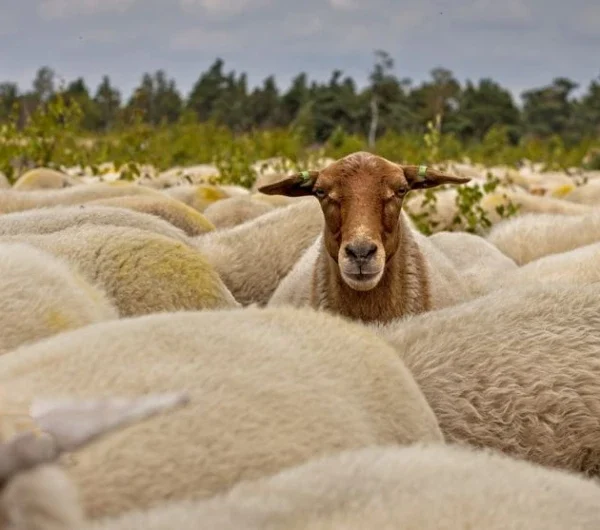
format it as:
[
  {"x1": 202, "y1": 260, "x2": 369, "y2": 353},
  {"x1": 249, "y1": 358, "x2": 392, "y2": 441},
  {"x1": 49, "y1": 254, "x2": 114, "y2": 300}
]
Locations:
[
  {"x1": 0, "y1": 224, "x2": 238, "y2": 316},
  {"x1": 373, "y1": 283, "x2": 600, "y2": 476},
  {"x1": 89, "y1": 444, "x2": 600, "y2": 530},
  {"x1": 0, "y1": 306, "x2": 442, "y2": 519},
  {"x1": 0, "y1": 242, "x2": 117, "y2": 354}
]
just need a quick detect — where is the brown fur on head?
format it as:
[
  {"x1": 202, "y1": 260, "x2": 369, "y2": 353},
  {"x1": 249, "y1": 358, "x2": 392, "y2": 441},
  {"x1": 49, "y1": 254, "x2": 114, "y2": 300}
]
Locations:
[{"x1": 258, "y1": 152, "x2": 470, "y2": 291}]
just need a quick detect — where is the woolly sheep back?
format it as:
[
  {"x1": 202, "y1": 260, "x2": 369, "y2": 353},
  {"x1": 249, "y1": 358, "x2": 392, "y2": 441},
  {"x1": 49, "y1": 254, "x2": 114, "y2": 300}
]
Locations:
[
  {"x1": 428, "y1": 230, "x2": 518, "y2": 296},
  {"x1": 12, "y1": 168, "x2": 79, "y2": 190},
  {"x1": 0, "y1": 242, "x2": 117, "y2": 354},
  {"x1": 162, "y1": 184, "x2": 229, "y2": 212},
  {"x1": 373, "y1": 282, "x2": 600, "y2": 476},
  {"x1": 87, "y1": 195, "x2": 216, "y2": 236},
  {"x1": 202, "y1": 195, "x2": 275, "y2": 229},
  {"x1": 0, "y1": 305, "x2": 442, "y2": 519},
  {"x1": 0, "y1": 225, "x2": 238, "y2": 316},
  {"x1": 563, "y1": 179, "x2": 600, "y2": 205},
  {"x1": 195, "y1": 198, "x2": 323, "y2": 305},
  {"x1": 492, "y1": 241, "x2": 600, "y2": 290},
  {"x1": 0, "y1": 205, "x2": 191, "y2": 243},
  {"x1": 0, "y1": 183, "x2": 162, "y2": 214},
  {"x1": 90, "y1": 443, "x2": 600, "y2": 530},
  {"x1": 486, "y1": 210, "x2": 600, "y2": 265}
]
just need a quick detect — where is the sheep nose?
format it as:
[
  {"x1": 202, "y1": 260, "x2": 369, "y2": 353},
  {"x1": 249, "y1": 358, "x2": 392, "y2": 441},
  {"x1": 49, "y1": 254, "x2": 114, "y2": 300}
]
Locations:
[{"x1": 345, "y1": 241, "x2": 377, "y2": 261}]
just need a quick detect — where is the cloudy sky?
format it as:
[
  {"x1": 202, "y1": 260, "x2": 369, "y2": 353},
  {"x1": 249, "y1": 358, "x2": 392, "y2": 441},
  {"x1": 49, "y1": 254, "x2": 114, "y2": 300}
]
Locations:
[{"x1": 1, "y1": 0, "x2": 599, "y2": 103}]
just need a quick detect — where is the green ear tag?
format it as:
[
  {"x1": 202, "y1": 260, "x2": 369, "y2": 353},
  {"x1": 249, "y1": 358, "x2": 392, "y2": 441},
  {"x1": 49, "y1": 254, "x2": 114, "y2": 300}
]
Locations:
[
  {"x1": 416, "y1": 165, "x2": 428, "y2": 182},
  {"x1": 299, "y1": 170, "x2": 312, "y2": 187}
]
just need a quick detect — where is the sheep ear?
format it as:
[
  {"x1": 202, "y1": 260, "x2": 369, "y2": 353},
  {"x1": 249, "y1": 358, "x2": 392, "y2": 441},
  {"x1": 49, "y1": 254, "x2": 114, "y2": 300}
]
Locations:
[
  {"x1": 30, "y1": 391, "x2": 190, "y2": 452},
  {"x1": 0, "y1": 392, "x2": 189, "y2": 484},
  {"x1": 402, "y1": 165, "x2": 470, "y2": 190},
  {"x1": 257, "y1": 171, "x2": 320, "y2": 197}
]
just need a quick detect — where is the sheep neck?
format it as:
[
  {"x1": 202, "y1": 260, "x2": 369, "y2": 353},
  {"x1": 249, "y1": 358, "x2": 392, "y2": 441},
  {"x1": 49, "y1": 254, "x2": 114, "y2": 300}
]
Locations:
[{"x1": 311, "y1": 216, "x2": 432, "y2": 324}]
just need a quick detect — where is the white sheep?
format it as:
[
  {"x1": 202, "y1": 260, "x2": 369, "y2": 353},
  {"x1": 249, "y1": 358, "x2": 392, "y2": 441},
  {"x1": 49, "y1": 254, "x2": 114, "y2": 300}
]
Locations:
[
  {"x1": 202, "y1": 195, "x2": 275, "y2": 229},
  {"x1": 491, "y1": 241, "x2": 600, "y2": 290},
  {"x1": 0, "y1": 224, "x2": 239, "y2": 316},
  {"x1": 0, "y1": 392, "x2": 189, "y2": 530},
  {"x1": 261, "y1": 152, "x2": 472, "y2": 323},
  {"x1": 372, "y1": 282, "x2": 600, "y2": 476},
  {"x1": 428, "y1": 230, "x2": 518, "y2": 297},
  {"x1": 12, "y1": 167, "x2": 80, "y2": 190},
  {"x1": 0, "y1": 242, "x2": 117, "y2": 355},
  {"x1": 563, "y1": 179, "x2": 600, "y2": 205},
  {"x1": 0, "y1": 182, "x2": 161, "y2": 213},
  {"x1": 89, "y1": 443, "x2": 600, "y2": 530},
  {"x1": 0, "y1": 305, "x2": 443, "y2": 519},
  {"x1": 194, "y1": 198, "x2": 324, "y2": 305},
  {"x1": 486, "y1": 209, "x2": 600, "y2": 265},
  {"x1": 0, "y1": 205, "x2": 191, "y2": 243}
]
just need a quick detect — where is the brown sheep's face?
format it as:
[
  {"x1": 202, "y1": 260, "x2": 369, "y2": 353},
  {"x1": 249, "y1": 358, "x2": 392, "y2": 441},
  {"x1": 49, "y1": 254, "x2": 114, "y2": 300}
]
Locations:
[{"x1": 258, "y1": 152, "x2": 469, "y2": 292}]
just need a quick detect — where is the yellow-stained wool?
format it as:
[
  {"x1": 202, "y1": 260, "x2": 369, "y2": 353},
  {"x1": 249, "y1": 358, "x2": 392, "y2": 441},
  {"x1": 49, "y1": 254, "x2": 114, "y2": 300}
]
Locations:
[
  {"x1": 162, "y1": 184, "x2": 229, "y2": 212},
  {"x1": 12, "y1": 168, "x2": 79, "y2": 191},
  {"x1": 87, "y1": 195, "x2": 215, "y2": 236},
  {"x1": 549, "y1": 182, "x2": 576, "y2": 198},
  {"x1": 0, "y1": 225, "x2": 239, "y2": 317}
]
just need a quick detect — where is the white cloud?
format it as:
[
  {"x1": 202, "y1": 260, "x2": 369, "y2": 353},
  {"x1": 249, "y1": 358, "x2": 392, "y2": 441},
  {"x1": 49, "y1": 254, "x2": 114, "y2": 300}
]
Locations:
[
  {"x1": 180, "y1": 0, "x2": 270, "y2": 16},
  {"x1": 329, "y1": 0, "x2": 359, "y2": 10},
  {"x1": 38, "y1": 0, "x2": 138, "y2": 20}
]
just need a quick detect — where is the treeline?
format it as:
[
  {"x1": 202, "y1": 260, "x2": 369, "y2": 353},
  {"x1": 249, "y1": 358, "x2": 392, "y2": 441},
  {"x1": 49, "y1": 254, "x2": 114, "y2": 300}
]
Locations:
[{"x1": 1, "y1": 50, "x2": 599, "y2": 148}]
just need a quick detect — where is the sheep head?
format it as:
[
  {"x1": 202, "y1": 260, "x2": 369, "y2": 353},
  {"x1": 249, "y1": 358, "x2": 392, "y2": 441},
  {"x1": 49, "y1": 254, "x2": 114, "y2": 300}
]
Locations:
[{"x1": 259, "y1": 151, "x2": 470, "y2": 291}]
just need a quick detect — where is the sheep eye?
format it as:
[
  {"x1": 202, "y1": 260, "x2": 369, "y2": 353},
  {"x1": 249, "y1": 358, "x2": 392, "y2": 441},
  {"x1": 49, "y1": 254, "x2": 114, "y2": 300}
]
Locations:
[
  {"x1": 395, "y1": 187, "x2": 408, "y2": 197},
  {"x1": 314, "y1": 188, "x2": 327, "y2": 199}
]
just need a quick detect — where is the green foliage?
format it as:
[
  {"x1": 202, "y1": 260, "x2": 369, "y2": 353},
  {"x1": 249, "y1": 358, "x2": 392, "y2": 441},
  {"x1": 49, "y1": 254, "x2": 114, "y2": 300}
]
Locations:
[
  {"x1": 452, "y1": 174, "x2": 519, "y2": 234},
  {"x1": 0, "y1": 91, "x2": 83, "y2": 181},
  {"x1": 407, "y1": 189, "x2": 440, "y2": 235},
  {"x1": 423, "y1": 114, "x2": 442, "y2": 163},
  {"x1": 408, "y1": 173, "x2": 520, "y2": 236}
]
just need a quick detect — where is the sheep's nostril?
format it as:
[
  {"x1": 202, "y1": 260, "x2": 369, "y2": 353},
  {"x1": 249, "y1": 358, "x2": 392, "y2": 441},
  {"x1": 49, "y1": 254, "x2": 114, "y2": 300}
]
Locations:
[
  {"x1": 345, "y1": 245, "x2": 357, "y2": 259},
  {"x1": 345, "y1": 242, "x2": 377, "y2": 261}
]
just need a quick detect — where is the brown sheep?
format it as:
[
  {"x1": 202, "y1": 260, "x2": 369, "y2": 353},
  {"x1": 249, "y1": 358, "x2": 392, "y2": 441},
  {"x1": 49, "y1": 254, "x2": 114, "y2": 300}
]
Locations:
[{"x1": 262, "y1": 151, "x2": 471, "y2": 323}]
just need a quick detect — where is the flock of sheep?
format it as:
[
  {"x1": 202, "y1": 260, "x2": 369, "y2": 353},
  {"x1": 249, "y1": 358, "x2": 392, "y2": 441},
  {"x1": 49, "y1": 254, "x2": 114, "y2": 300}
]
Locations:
[{"x1": 1, "y1": 150, "x2": 600, "y2": 528}]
